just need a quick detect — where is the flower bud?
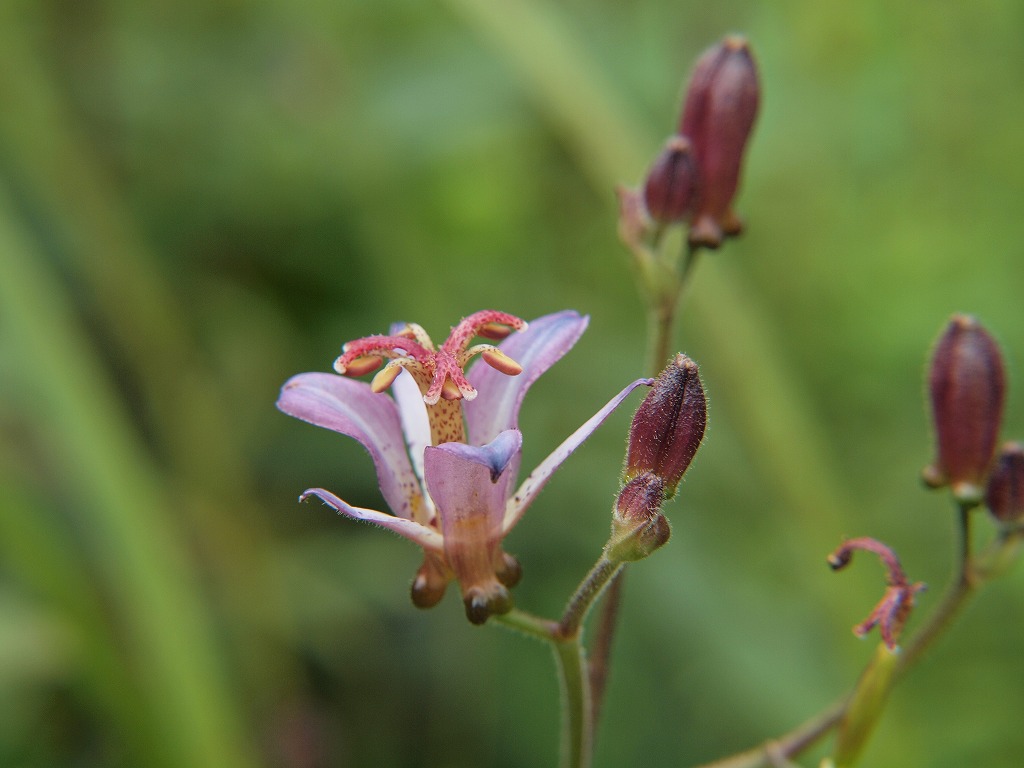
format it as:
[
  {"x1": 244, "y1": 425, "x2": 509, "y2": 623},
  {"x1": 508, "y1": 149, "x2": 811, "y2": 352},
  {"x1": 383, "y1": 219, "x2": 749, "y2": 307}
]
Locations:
[
  {"x1": 607, "y1": 472, "x2": 671, "y2": 562},
  {"x1": 925, "y1": 314, "x2": 1006, "y2": 504},
  {"x1": 984, "y1": 442, "x2": 1024, "y2": 524},
  {"x1": 624, "y1": 354, "x2": 707, "y2": 498},
  {"x1": 642, "y1": 135, "x2": 697, "y2": 225},
  {"x1": 615, "y1": 471, "x2": 666, "y2": 523},
  {"x1": 679, "y1": 36, "x2": 760, "y2": 249}
]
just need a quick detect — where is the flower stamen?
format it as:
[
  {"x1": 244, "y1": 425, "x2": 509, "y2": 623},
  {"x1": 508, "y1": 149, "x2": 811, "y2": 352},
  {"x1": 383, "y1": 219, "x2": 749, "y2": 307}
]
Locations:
[{"x1": 333, "y1": 311, "x2": 528, "y2": 444}]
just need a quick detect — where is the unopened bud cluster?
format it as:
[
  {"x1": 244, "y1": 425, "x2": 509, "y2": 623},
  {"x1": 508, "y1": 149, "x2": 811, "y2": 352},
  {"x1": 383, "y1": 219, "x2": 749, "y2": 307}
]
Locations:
[
  {"x1": 924, "y1": 314, "x2": 1023, "y2": 523},
  {"x1": 607, "y1": 354, "x2": 706, "y2": 561},
  {"x1": 624, "y1": 36, "x2": 760, "y2": 250}
]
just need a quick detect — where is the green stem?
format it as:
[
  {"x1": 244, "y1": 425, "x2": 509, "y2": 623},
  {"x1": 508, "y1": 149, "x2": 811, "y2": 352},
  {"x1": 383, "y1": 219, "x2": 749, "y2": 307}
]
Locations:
[
  {"x1": 692, "y1": 502, "x2": 1020, "y2": 768},
  {"x1": 897, "y1": 502, "x2": 976, "y2": 672},
  {"x1": 695, "y1": 697, "x2": 848, "y2": 768},
  {"x1": 494, "y1": 608, "x2": 593, "y2": 768},
  {"x1": 554, "y1": 637, "x2": 593, "y2": 768},
  {"x1": 494, "y1": 608, "x2": 560, "y2": 641},
  {"x1": 560, "y1": 557, "x2": 625, "y2": 639},
  {"x1": 587, "y1": 570, "x2": 624, "y2": 729}
]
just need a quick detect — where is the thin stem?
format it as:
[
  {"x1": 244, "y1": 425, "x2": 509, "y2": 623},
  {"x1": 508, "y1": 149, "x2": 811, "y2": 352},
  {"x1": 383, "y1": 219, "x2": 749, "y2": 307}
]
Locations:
[
  {"x1": 697, "y1": 699, "x2": 849, "y2": 768},
  {"x1": 587, "y1": 570, "x2": 624, "y2": 728},
  {"x1": 494, "y1": 608, "x2": 560, "y2": 641},
  {"x1": 691, "y1": 502, "x2": 1015, "y2": 768},
  {"x1": 494, "y1": 610, "x2": 592, "y2": 768},
  {"x1": 559, "y1": 557, "x2": 624, "y2": 639},
  {"x1": 554, "y1": 638, "x2": 593, "y2": 768},
  {"x1": 897, "y1": 502, "x2": 976, "y2": 671}
]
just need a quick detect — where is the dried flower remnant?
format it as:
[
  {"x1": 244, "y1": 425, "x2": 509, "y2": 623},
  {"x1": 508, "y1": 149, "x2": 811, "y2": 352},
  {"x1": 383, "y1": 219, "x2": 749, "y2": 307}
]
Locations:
[
  {"x1": 924, "y1": 314, "x2": 1006, "y2": 505},
  {"x1": 278, "y1": 310, "x2": 653, "y2": 624},
  {"x1": 984, "y1": 442, "x2": 1024, "y2": 525},
  {"x1": 828, "y1": 537, "x2": 926, "y2": 650},
  {"x1": 679, "y1": 35, "x2": 760, "y2": 249}
]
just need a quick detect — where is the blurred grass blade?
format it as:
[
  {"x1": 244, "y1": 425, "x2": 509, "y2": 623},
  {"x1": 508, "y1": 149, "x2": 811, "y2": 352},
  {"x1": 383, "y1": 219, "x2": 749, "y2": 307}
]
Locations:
[
  {"x1": 442, "y1": 0, "x2": 651, "y2": 186},
  {"x1": 0, "y1": 471, "x2": 157, "y2": 760},
  {"x1": 0, "y1": 184, "x2": 259, "y2": 768}
]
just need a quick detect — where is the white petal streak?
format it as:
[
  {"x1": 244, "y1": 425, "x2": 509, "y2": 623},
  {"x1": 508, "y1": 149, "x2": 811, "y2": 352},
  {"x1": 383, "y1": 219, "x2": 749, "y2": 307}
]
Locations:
[{"x1": 392, "y1": 369, "x2": 434, "y2": 517}]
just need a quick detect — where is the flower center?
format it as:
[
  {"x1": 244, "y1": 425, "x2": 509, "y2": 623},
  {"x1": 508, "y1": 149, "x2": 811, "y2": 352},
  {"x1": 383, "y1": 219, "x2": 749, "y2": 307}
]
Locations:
[{"x1": 334, "y1": 310, "x2": 527, "y2": 445}]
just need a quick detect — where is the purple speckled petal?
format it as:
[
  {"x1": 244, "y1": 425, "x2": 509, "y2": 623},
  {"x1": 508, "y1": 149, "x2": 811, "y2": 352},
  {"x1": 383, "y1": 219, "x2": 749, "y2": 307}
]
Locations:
[
  {"x1": 464, "y1": 311, "x2": 589, "y2": 446},
  {"x1": 503, "y1": 378, "x2": 653, "y2": 534},
  {"x1": 300, "y1": 488, "x2": 443, "y2": 552},
  {"x1": 277, "y1": 372, "x2": 425, "y2": 521},
  {"x1": 424, "y1": 430, "x2": 523, "y2": 542}
]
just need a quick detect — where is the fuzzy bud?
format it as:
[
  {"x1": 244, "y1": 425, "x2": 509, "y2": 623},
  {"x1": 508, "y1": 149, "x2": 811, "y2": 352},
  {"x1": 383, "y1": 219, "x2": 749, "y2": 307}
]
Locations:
[
  {"x1": 925, "y1": 314, "x2": 1006, "y2": 505},
  {"x1": 624, "y1": 354, "x2": 707, "y2": 498},
  {"x1": 984, "y1": 442, "x2": 1024, "y2": 524},
  {"x1": 607, "y1": 472, "x2": 671, "y2": 562},
  {"x1": 642, "y1": 135, "x2": 698, "y2": 225},
  {"x1": 679, "y1": 36, "x2": 760, "y2": 249}
]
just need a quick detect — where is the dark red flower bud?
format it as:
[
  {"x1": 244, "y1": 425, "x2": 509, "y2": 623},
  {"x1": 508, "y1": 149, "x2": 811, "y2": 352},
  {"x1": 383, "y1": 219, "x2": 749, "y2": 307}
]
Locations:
[
  {"x1": 624, "y1": 354, "x2": 707, "y2": 497},
  {"x1": 925, "y1": 314, "x2": 1006, "y2": 504},
  {"x1": 984, "y1": 442, "x2": 1024, "y2": 524},
  {"x1": 607, "y1": 472, "x2": 672, "y2": 562},
  {"x1": 642, "y1": 135, "x2": 698, "y2": 225},
  {"x1": 679, "y1": 35, "x2": 760, "y2": 249},
  {"x1": 615, "y1": 472, "x2": 666, "y2": 523}
]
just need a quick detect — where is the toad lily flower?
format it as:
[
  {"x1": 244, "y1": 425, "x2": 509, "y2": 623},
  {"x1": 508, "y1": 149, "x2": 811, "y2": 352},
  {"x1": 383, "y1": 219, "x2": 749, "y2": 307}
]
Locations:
[{"x1": 278, "y1": 310, "x2": 652, "y2": 624}]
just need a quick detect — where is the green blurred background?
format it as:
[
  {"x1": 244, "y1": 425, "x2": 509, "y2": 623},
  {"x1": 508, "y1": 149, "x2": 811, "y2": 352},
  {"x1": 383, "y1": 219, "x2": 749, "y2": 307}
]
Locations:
[{"x1": 2, "y1": 0, "x2": 1023, "y2": 766}]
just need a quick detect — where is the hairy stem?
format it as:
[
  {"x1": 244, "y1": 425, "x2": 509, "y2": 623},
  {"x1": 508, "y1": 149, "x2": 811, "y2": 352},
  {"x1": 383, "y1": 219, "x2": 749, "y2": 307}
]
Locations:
[
  {"x1": 554, "y1": 638, "x2": 593, "y2": 768},
  {"x1": 494, "y1": 608, "x2": 560, "y2": 641},
  {"x1": 587, "y1": 570, "x2": 624, "y2": 729},
  {"x1": 560, "y1": 557, "x2": 624, "y2": 639}
]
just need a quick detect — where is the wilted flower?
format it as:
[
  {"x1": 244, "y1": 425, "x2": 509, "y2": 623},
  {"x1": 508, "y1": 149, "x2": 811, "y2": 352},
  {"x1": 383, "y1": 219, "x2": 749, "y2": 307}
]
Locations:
[
  {"x1": 924, "y1": 314, "x2": 1006, "y2": 504},
  {"x1": 278, "y1": 310, "x2": 652, "y2": 624},
  {"x1": 984, "y1": 442, "x2": 1024, "y2": 525},
  {"x1": 679, "y1": 35, "x2": 760, "y2": 249},
  {"x1": 828, "y1": 537, "x2": 926, "y2": 650}
]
